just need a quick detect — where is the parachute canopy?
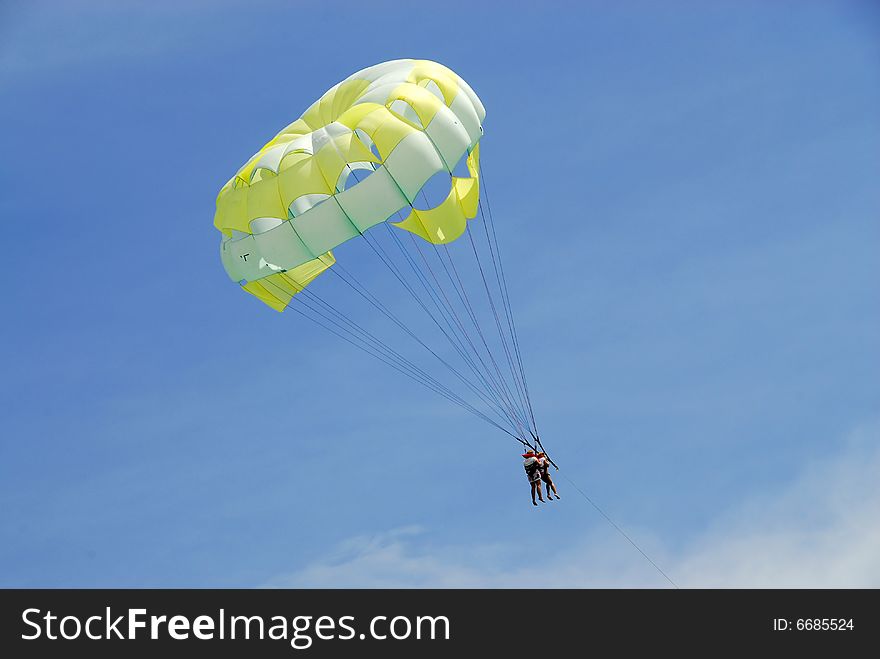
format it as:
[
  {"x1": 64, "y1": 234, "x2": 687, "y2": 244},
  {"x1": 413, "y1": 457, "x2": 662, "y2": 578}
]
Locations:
[
  {"x1": 214, "y1": 59, "x2": 486, "y2": 312},
  {"x1": 214, "y1": 59, "x2": 543, "y2": 453}
]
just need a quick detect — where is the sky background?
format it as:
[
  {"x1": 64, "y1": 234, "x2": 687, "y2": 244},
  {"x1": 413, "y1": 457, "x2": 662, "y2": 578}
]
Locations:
[{"x1": 1, "y1": 0, "x2": 878, "y2": 588}]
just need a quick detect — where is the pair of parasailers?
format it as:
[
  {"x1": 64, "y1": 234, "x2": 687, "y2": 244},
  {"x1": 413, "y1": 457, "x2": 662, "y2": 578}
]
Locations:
[{"x1": 522, "y1": 450, "x2": 560, "y2": 506}]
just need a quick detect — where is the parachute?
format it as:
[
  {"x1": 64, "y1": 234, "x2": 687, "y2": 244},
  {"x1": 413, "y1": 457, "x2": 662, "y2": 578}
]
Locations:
[{"x1": 214, "y1": 59, "x2": 545, "y2": 454}]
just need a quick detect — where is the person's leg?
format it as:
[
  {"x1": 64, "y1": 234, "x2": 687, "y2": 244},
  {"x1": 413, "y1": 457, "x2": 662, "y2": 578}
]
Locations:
[
  {"x1": 542, "y1": 478, "x2": 553, "y2": 501},
  {"x1": 530, "y1": 482, "x2": 538, "y2": 505},
  {"x1": 548, "y1": 478, "x2": 560, "y2": 498},
  {"x1": 536, "y1": 480, "x2": 545, "y2": 502}
]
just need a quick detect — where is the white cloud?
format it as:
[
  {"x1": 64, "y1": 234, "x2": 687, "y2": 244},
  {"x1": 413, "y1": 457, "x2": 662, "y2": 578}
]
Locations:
[
  {"x1": 267, "y1": 422, "x2": 880, "y2": 588},
  {"x1": 674, "y1": 421, "x2": 880, "y2": 587}
]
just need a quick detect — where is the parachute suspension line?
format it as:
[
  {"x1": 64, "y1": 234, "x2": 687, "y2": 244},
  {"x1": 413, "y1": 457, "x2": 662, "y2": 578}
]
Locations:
[
  {"x1": 296, "y1": 286, "x2": 454, "y2": 400},
  {"x1": 477, "y1": 165, "x2": 540, "y2": 435},
  {"x1": 379, "y1": 221, "x2": 526, "y2": 434},
  {"x1": 285, "y1": 302, "x2": 518, "y2": 439},
  {"x1": 355, "y1": 227, "x2": 526, "y2": 438},
  {"x1": 365, "y1": 226, "x2": 512, "y2": 419},
  {"x1": 325, "y1": 261, "x2": 521, "y2": 434},
  {"x1": 409, "y1": 201, "x2": 533, "y2": 436},
  {"x1": 285, "y1": 297, "x2": 451, "y2": 406},
  {"x1": 287, "y1": 299, "x2": 455, "y2": 410},
  {"x1": 278, "y1": 282, "x2": 520, "y2": 440},
  {"x1": 461, "y1": 224, "x2": 535, "y2": 436},
  {"x1": 289, "y1": 284, "x2": 453, "y2": 399},
  {"x1": 400, "y1": 225, "x2": 532, "y2": 439},
  {"x1": 379, "y1": 216, "x2": 531, "y2": 441},
  {"x1": 439, "y1": 238, "x2": 531, "y2": 425},
  {"x1": 406, "y1": 175, "x2": 531, "y2": 430},
  {"x1": 478, "y1": 172, "x2": 537, "y2": 430},
  {"x1": 331, "y1": 248, "x2": 520, "y2": 434}
]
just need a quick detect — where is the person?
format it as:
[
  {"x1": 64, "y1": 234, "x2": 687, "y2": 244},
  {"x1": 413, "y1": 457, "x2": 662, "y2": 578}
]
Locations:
[
  {"x1": 537, "y1": 452, "x2": 560, "y2": 500},
  {"x1": 522, "y1": 451, "x2": 545, "y2": 505}
]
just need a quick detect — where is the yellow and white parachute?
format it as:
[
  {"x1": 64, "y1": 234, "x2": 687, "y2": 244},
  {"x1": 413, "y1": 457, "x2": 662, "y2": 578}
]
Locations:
[
  {"x1": 214, "y1": 59, "x2": 542, "y2": 452},
  {"x1": 214, "y1": 59, "x2": 486, "y2": 311}
]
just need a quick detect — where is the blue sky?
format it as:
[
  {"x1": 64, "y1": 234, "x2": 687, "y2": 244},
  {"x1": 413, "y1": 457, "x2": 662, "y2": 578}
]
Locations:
[{"x1": 1, "y1": 0, "x2": 878, "y2": 587}]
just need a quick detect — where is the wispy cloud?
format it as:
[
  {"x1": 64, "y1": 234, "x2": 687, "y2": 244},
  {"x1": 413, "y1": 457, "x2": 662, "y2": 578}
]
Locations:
[{"x1": 268, "y1": 422, "x2": 880, "y2": 588}]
